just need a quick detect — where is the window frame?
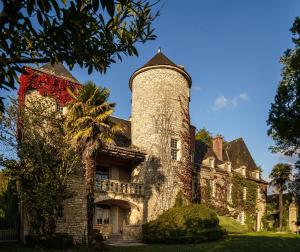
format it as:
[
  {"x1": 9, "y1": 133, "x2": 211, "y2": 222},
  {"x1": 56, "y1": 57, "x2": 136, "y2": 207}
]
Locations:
[{"x1": 170, "y1": 137, "x2": 180, "y2": 161}]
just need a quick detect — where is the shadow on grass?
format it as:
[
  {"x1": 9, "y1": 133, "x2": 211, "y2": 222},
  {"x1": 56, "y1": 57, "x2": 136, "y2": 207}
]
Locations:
[{"x1": 1, "y1": 234, "x2": 300, "y2": 252}]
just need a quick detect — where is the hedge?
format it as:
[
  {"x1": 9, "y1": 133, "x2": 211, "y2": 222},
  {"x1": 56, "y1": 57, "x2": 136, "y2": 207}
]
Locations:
[{"x1": 142, "y1": 204, "x2": 226, "y2": 244}]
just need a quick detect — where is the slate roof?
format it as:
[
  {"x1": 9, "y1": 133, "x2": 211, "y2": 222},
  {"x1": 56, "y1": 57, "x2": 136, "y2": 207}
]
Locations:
[
  {"x1": 194, "y1": 137, "x2": 259, "y2": 172},
  {"x1": 38, "y1": 63, "x2": 78, "y2": 82},
  {"x1": 223, "y1": 138, "x2": 258, "y2": 173},
  {"x1": 194, "y1": 141, "x2": 223, "y2": 167},
  {"x1": 129, "y1": 51, "x2": 192, "y2": 89},
  {"x1": 110, "y1": 116, "x2": 131, "y2": 148},
  {"x1": 142, "y1": 51, "x2": 178, "y2": 68}
]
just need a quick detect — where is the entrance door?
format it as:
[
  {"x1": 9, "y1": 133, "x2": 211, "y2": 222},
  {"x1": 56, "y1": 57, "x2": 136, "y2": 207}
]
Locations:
[{"x1": 111, "y1": 206, "x2": 119, "y2": 234}]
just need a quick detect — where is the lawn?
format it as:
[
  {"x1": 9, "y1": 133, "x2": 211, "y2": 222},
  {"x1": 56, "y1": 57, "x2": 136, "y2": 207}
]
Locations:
[{"x1": 0, "y1": 232, "x2": 299, "y2": 252}]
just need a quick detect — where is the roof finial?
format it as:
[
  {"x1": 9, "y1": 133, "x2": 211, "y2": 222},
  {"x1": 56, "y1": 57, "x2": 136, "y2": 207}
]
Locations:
[{"x1": 158, "y1": 47, "x2": 161, "y2": 53}]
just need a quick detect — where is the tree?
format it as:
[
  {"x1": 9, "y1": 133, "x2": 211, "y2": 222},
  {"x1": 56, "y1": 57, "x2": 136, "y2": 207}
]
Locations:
[
  {"x1": 195, "y1": 128, "x2": 213, "y2": 147},
  {"x1": 0, "y1": 0, "x2": 159, "y2": 111},
  {"x1": 65, "y1": 81, "x2": 120, "y2": 244},
  {"x1": 269, "y1": 163, "x2": 292, "y2": 231},
  {"x1": 0, "y1": 97, "x2": 82, "y2": 235},
  {"x1": 267, "y1": 17, "x2": 300, "y2": 162}
]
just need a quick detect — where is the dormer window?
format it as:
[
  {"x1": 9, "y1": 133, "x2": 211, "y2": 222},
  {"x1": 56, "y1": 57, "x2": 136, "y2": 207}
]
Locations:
[
  {"x1": 255, "y1": 170, "x2": 260, "y2": 180},
  {"x1": 226, "y1": 162, "x2": 232, "y2": 172},
  {"x1": 241, "y1": 166, "x2": 246, "y2": 177},
  {"x1": 171, "y1": 138, "x2": 180, "y2": 161}
]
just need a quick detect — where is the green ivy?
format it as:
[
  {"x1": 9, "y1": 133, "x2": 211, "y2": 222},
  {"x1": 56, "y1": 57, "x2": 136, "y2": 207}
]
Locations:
[
  {"x1": 231, "y1": 174, "x2": 258, "y2": 230},
  {"x1": 199, "y1": 173, "x2": 258, "y2": 230}
]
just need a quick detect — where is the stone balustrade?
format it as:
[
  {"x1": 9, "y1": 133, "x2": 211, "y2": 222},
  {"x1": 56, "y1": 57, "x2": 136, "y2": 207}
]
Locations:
[{"x1": 95, "y1": 179, "x2": 144, "y2": 196}]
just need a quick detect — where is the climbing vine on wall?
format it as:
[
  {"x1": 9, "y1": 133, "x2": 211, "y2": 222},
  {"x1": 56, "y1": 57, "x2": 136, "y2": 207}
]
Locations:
[
  {"x1": 199, "y1": 172, "x2": 258, "y2": 229},
  {"x1": 18, "y1": 67, "x2": 80, "y2": 106},
  {"x1": 231, "y1": 173, "x2": 258, "y2": 229},
  {"x1": 177, "y1": 95, "x2": 193, "y2": 202}
]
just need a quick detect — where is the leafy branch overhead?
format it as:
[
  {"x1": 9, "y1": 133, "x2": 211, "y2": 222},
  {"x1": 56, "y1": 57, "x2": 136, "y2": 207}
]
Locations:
[
  {"x1": 267, "y1": 17, "x2": 300, "y2": 158},
  {"x1": 0, "y1": 0, "x2": 159, "y2": 111}
]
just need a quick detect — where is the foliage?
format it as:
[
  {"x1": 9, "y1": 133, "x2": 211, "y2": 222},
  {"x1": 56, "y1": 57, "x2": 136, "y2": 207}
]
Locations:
[
  {"x1": 0, "y1": 97, "x2": 82, "y2": 235},
  {"x1": 267, "y1": 17, "x2": 300, "y2": 161},
  {"x1": 0, "y1": 0, "x2": 159, "y2": 111},
  {"x1": 65, "y1": 81, "x2": 120, "y2": 244},
  {"x1": 0, "y1": 169, "x2": 19, "y2": 227},
  {"x1": 177, "y1": 96, "x2": 193, "y2": 201},
  {"x1": 231, "y1": 174, "x2": 258, "y2": 230},
  {"x1": 25, "y1": 233, "x2": 74, "y2": 249},
  {"x1": 218, "y1": 216, "x2": 248, "y2": 234},
  {"x1": 195, "y1": 128, "x2": 213, "y2": 147},
  {"x1": 18, "y1": 67, "x2": 81, "y2": 106},
  {"x1": 142, "y1": 204, "x2": 226, "y2": 244},
  {"x1": 269, "y1": 163, "x2": 292, "y2": 231}
]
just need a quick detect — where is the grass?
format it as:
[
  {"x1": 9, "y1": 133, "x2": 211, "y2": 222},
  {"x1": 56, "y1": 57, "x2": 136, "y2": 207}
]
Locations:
[
  {"x1": 218, "y1": 215, "x2": 248, "y2": 234},
  {"x1": 0, "y1": 232, "x2": 300, "y2": 252}
]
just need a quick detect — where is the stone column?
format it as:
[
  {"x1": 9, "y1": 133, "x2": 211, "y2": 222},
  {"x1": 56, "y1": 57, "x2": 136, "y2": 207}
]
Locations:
[{"x1": 289, "y1": 197, "x2": 298, "y2": 233}]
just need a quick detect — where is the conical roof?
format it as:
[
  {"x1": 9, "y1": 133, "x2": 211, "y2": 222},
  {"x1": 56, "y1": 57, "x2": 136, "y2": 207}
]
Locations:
[
  {"x1": 129, "y1": 50, "x2": 192, "y2": 89},
  {"x1": 39, "y1": 63, "x2": 78, "y2": 82},
  {"x1": 142, "y1": 51, "x2": 178, "y2": 68}
]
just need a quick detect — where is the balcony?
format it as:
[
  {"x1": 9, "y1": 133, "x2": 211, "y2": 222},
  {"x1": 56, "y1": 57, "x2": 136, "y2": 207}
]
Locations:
[{"x1": 95, "y1": 179, "x2": 144, "y2": 196}]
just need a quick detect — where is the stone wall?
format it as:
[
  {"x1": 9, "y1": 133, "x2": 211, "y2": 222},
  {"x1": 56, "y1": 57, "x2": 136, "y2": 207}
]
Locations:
[
  {"x1": 131, "y1": 67, "x2": 191, "y2": 221},
  {"x1": 56, "y1": 175, "x2": 87, "y2": 244}
]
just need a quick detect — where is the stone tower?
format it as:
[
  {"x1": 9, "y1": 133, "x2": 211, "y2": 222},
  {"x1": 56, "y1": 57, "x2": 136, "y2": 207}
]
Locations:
[{"x1": 129, "y1": 51, "x2": 192, "y2": 221}]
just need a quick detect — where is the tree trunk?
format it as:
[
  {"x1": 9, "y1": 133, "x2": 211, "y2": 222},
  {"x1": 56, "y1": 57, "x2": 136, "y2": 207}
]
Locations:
[
  {"x1": 279, "y1": 189, "x2": 283, "y2": 231},
  {"x1": 84, "y1": 152, "x2": 96, "y2": 245}
]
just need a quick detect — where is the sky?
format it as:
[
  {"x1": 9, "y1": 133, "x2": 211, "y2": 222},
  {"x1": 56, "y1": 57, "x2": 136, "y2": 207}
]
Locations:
[{"x1": 1, "y1": 0, "x2": 299, "y2": 181}]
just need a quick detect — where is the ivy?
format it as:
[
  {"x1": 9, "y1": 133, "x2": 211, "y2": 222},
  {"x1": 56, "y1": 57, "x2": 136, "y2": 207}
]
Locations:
[
  {"x1": 231, "y1": 174, "x2": 258, "y2": 230},
  {"x1": 18, "y1": 67, "x2": 81, "y2": 107},
  {"x1": 199, "y1": 173, "x2": 258, "y2": 230}
]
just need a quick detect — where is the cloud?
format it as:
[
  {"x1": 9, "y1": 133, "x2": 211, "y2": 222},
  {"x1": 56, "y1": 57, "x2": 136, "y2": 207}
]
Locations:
[
  {"x1": 192, "y1": 85, "x2": 202, "y2": 91},
  {"x1": 239, "y1": 92, "x2": 249, "y2": 101},
  {"x1": 276, "y1": 153, "x2": 299, "y2": 166},
  {"x1": 213, "y1": 92, "x2": 249, "y2": 110},
  {"x1": 214, "y1": 95, "x2": 229, "y2": 110}
]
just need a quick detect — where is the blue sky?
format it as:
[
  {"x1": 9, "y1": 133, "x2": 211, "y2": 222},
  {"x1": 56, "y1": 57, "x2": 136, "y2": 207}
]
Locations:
[{"x1": 1, "y1": 0, "x2": 299, "y2": 180}]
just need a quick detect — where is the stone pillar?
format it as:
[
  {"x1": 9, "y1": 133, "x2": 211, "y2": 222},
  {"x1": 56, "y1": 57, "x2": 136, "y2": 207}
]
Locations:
[{"x1": 289, "y1": 198, "x2": 298, "y2": 233}]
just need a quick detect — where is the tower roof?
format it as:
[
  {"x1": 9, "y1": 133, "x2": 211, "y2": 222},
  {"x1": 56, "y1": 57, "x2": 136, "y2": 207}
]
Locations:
[
  {"x1": 142, "y1": 51, "x2": 178, "y2": 68},
  {"x1": 38, "y1": 63, "x2": 78, "y2": 82},
  {"x1": 129, "y1": 50, "x2": 192, "y2": 89}
]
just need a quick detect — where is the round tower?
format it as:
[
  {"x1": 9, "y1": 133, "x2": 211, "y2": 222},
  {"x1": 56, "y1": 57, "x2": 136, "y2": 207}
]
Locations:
[
  {"x1": 129, "y1": 51, "x2": 192, "y2": 156},
  {"x1": 129, "y1": 51, "x2": 192, "y2": 220}
]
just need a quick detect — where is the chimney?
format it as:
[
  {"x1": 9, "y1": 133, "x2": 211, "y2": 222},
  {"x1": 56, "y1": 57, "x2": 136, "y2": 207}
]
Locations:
[{"x1": 213, "y1": 135, "x2": 223, "y2": 161}]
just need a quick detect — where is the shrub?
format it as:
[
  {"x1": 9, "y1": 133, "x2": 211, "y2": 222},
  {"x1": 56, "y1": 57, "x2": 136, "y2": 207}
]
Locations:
[
  {"x1": 142, "y1": 204, "x2": 226, "y2": 244},
  {"x1": 25, "y1": 233, "x2": 73, "y2": 249}
]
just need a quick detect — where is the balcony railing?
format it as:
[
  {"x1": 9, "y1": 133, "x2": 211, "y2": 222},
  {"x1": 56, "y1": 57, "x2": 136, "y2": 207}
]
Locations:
[{"x1": 95, "y1": 179, "x2": 144, "y2": 196}]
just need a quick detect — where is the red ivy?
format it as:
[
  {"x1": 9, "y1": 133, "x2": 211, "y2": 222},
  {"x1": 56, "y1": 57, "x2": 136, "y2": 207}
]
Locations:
[{"x1": 18, "y1": 67, "x2": 81, "y2": 106}]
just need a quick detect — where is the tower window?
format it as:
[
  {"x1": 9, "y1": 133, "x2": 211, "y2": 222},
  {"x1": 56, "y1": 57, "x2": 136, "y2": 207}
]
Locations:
[
  {"x1": 171, "y1": 138, "x2": 179, "y2": 161},
  {"x1": 56, "y1": 103, "x2": 63, "y2": 114}
]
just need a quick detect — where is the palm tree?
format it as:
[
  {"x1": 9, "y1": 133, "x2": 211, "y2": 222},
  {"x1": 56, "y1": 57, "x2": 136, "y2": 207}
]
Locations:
[
  {"x1": 269, "y1": 163, "x2": 292, "y2": 231},
  {"x1": 65, "y1": 81, "x2": 120, "y2": 244}
]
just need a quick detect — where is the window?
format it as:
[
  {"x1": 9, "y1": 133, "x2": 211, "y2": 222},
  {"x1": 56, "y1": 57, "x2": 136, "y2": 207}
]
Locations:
[
  {"x1": 237, "y1": 211, "x2": 245, "y2": 225},
  {"x1": 95, "y1": 167, "x2": 109, "y2": 191},
  {"x1": 211, "y1": 181, "x2": 216, "y2": 198},
  {"x1": 243, "y1": 187, "x2": 247, "y2": 201},
  {"x1": 95, "y1": 207, "x2": 110, "y2": 225},
  {"x1": 171, "y1": 138, "x2": 180, "y2": 161},
  {"x1": 57, "y1": 205, "x2": 64, "y2": 218},
  {"x1": 56, "y1": 103, "x2": 63, "y2": 114},
  {"x1": 227, "y1": 184, "x2": 232, "y2": 202}
]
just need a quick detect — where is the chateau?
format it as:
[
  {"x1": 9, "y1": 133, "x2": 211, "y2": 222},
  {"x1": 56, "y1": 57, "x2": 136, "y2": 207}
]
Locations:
[{"x1": 19, "y1": 51, "x2": 268, "y2": 243}]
